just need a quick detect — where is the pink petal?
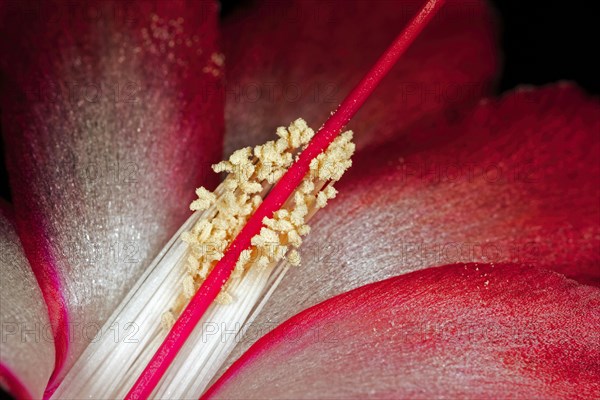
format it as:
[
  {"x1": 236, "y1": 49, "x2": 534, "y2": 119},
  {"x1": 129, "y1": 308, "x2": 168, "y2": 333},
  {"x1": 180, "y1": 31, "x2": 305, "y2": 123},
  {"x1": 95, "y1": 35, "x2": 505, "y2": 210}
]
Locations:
[
  {"x1": 222, "y1": 0, "x2": 499, "y2": 153},
  {"x1": 206, "y1": 263, "x2": 600, "y2": 399},
  {"x1": 0, "y1": 0, "x2": 223, "y2": 388},
  {"x1": 0, "y1": 205, "x2": 55, "y2": 399},
  {"x1": 218, "y1": 83, "x2": 600, "y2": 377}
]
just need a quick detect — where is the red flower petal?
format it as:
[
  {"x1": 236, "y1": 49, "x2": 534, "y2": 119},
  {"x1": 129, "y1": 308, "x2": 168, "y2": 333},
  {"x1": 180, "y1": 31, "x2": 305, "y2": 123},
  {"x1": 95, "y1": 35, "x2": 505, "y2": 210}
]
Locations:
[
  {"x1": 330, "y1": 84, "x2": 600, "y2": 283},
  {"x1": 217, "y1": 83, "x2": 600, "y2": 377},
  {"x1": 0, "y1": 0, "x2": 223, "y2": 388},
  {"x1": 0, "y1": 205, "x2": 55, "y2": 399},
  {"x1": 206, "y1": 263, "x2": 600, "y2": 399},
  {"x1": 222, "y1": 0, "x2": 498, "y2": 154}
]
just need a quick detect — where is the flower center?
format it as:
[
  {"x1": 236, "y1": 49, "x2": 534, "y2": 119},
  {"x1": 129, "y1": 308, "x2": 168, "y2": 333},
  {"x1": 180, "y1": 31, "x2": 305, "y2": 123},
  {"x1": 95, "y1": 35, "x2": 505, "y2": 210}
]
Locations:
[
  {"x1": 162, "y1": 119, "x2": 354, "y2": 328},
  {"x1": 126, "y1": 1, "x2": 446, "y2": 397}
]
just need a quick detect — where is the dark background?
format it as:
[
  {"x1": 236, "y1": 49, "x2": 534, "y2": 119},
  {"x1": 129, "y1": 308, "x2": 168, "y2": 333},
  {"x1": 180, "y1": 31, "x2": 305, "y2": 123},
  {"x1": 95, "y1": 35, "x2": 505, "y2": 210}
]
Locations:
[
  {"x1": 0, "y1": 0, "x2": 598, "y2": 398},
  {"x1": 219, "y1": 0, "x2": 599, "y2": 94}
]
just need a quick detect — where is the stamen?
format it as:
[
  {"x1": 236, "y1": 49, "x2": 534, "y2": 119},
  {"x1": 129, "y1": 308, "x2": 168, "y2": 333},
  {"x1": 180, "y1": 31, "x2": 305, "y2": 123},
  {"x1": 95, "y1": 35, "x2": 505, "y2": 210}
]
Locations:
[
  {"x1": 126, "y1": 1, "x2": 446, "y2": 398},
  {"x1": 162, "y1": 119, "x2": 353, "y2": 326}
]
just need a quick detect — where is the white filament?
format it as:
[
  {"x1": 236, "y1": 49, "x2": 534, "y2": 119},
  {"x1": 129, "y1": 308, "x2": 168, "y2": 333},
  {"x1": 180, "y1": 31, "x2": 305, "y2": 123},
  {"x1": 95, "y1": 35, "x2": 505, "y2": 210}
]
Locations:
[{"x1": 52, "y1": 208, "x2": 288, "y2": 399}]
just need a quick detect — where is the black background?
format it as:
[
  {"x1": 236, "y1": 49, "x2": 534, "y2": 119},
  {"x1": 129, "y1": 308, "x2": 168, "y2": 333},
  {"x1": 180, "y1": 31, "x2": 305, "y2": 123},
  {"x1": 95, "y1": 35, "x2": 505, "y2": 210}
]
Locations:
[
  {"x1": 220, "y1": 0, "x2": 599, "y2": 94},
  {"x1": 0, "y1": 0, "x2": 598, "y2": 398}
]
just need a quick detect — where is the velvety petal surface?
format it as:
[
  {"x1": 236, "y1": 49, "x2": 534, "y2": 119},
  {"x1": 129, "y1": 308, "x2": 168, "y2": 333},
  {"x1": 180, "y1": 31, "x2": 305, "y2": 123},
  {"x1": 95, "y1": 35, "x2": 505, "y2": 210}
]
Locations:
[
  {"x1": 0, "y1": 0, "x2": 223, "y2": 387},
  {"x1": 207, "y1": 263, "x2": 600, "y2": 399},
  {"x1": 222, "y1": 0, "x2": 499, "y2": 154},
  {"x1": 217, "y1": 84, "x2": 600, "y2": 378},
  {"x1": 0, "y1": 206, "x2": 55, "y2": 399}
]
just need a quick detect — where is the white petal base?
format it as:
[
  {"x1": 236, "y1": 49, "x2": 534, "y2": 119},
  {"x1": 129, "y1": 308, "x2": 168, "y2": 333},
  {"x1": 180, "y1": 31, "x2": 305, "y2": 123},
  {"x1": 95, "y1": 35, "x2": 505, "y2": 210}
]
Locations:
[{"x1": 0, "y1": 211, "x2": 55, "y2": 399}]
